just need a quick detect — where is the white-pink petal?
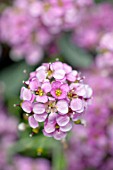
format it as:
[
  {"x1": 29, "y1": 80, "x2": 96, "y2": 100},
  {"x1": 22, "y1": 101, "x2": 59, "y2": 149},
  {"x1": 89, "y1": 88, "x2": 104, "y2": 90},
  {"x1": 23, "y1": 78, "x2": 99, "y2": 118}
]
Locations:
[
  {"x1": 56, "y1": 115, "x2": 70, "y2": 126},
  {"x1": 53, "y1": 130, "x2": 67, "y2": 140},
  {"x1": 84, "y1": 85, "x2": 93, "y2": 98},
  {"x1": 76, "y1": 84, "x2": 87, "y2": 97},
  {"x1": 20, "y1": 87, "x2": 32, "y2": 101},
  {"x1": 21, "y1": 101, "x2": 32, "y2": 113},
  {"x1": 60, "y1": 122, "x2": 72, "y2": 132},
  {"x1": 66, "y1": 70, "x2": 78, "y2": 82},
  {"x1": 36, "y1": 66, "x2": 47, "y2": 82},
  {"x1": 63, "y1": 63, "x2": 72, "y2": 74},
  {"x1": 44, "y1": 123, "x2": 55, "y2": 133},
  {"x1": 36, "y1": 95, "x2": 48, "y2": 103},
  {"x1": 28, "y1": 116, "x2": 39, "y2": 128},
  {"x1": 33, "y1": 103, "x2": 45, "y2": 114},
  {"x1": 48, "y1": 113, "x2": 57, "y2": 123},
  {"x1": 34, "y1": 113, "x2": 47, "y2": 122},
  {"x1": 29, "y1": 78, "x2": 39, "y2": 91},
  {"x1": 70, "y1": 98, "x2": 84, "y2": 112},
  {"x1": 53, "y1": 69, "x2": 65, "y2": 80},
  {"x1": 57, "y1": 100, "x2": 68, "y2": 114},
  {"x1": 51, "y1": 61, "x2": 63, "y2": 70},
  {"x1": 42, "y1": 82, "x2": 51, "y2": 93},
  {"x1": 43, "y1": 129, "x2": 53, "y2": 137},
  {"x1": 60, "y1": 84, "x2": 69, "y2": 92}
]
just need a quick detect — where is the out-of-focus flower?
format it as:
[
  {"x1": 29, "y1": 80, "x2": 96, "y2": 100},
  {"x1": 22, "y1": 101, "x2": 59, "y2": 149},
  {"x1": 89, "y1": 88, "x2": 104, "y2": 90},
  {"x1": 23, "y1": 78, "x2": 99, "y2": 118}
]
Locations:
[
  {"x1": 0, "y1": 0, "x2": 94, "y2": 65},
  {"x1": 0, "y1": 98, "x2": 18, "y2": 170},
  {"x1": 9, "y1": 157, "x2": 51, "y2": 170},
  {"x1": 19, "y1": 61, "x2": 92, "y2": 140},
  {"x1": 95, "y1": 32, "x2": 113, "y2": 72},
  {"x1": 67, "y1": 68, "x2": 113, "y2": 170},
  {"x1": 72, "y1": 3, "x2": 113, "y2": 50}
]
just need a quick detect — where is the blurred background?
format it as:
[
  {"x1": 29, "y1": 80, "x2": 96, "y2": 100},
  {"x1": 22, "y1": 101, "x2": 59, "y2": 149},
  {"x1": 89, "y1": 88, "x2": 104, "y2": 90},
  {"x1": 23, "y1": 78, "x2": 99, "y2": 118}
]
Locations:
[{"x1": 0, "y1": 0, "x2": 113, "y2": 170}]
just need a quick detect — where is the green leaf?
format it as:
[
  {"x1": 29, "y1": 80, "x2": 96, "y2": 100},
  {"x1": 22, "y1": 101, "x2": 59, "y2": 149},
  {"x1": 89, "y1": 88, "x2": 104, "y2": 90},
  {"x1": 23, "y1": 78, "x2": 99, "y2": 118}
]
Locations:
[
  {"x1": 57, "y1": 34, "x2": 93, "y2": 68},
  {"x1": 52, "y1": 147, "x2": 67, "y2": 170},
  {"x1": 8, "y1": 136, "x2": 67, "y2": 170},
  {"x1": 95, "y1": 0, "x2": 113, "y2": 3},
  {"x1": 0, "y1": 61, "x2": 35, "y2": 99},
  {"x1": 8, "y1": 136, "x2": 59, "y2": 156}
]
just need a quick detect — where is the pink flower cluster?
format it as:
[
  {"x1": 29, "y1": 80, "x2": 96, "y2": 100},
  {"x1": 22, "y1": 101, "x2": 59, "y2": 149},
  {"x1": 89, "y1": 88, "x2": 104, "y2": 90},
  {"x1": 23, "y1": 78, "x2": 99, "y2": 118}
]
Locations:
[
  {"x1": 96, "y1": 32, "x2": 113, "y2": 72},
  {"x1": 20, "y1": 61, "x2": 92, "y2": 140},
  {"x1": 0, "y1": 99, "x2": 18, "y2": 170},
  {"x1": 72, "y1": 2, "x2": 113, "y2": 72},
  {"x1": 0, "y1": 0, "x2": 94, "y2": 65},
  {"x1": 72, "y1": 3, "x2": 113, "y2": 50},
  {"x1": 67, "y1": 68, "x2": 113, "y2": 170}
]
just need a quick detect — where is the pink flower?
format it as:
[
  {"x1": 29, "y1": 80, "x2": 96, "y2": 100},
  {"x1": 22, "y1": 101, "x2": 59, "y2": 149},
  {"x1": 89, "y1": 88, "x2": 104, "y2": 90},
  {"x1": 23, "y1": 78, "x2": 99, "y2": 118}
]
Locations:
[
  {"x1": 44, "y1": 113, "x2": 72, "y2": 140},
  {"x1": 51, "y1": 81, "x2": 69, "y2": 99},
  {"x1": 19, "y1": 61, "x2": 92, "y2": 140},
  {"x1": 20, "y1": 87, "x2": 35, "y2": 102},
  {"x1": 35, "y1": 82, "x2": 51, "y2": 103}
]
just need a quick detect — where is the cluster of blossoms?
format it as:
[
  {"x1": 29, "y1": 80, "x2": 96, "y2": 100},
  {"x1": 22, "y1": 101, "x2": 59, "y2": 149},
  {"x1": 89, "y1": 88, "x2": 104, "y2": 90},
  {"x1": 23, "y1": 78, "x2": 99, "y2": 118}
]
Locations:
[
  {"x1": 72, "y1": 2, "x2": 113, "y2": 72},
  {"x1": 96, "y1": 31, "x2": 113, "y2": 72},
  {"x1": 72, "y1": 3, "x2": 113, "y2": 50},
  {"x1": 67, "y1": 68, "x2": 113, "y2": 170},
  {"x1": 0, "y1": 0, "x2": 94, "y2": 64},
  {"x1": 20, "y1": 61, "x2": 92, "y2": 140},
  {"x1": 0, "y1": 98, "x2": 17, "y2": 170}
]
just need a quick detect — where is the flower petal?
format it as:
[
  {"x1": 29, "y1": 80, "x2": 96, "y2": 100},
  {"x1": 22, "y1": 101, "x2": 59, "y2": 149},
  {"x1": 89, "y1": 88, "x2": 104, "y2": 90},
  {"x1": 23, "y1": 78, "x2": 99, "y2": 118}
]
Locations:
[
  {"x1": 36, "y1": 66, "x2": 46, "y2": 82},
  {"x1": 36, "y1": 95, "x2": 48, "y2": 103},
  {"x1": 28, "y1": 116, "x2": 39, "y2": 128},
  {"x1": 20, "y1": 87, "x2": 32, "y2": 101},
  {"x1": 51, "y1": 61, "x2": 63, "y2": 70},
  {"x1": 63, "y1": 63, "x2": 72, "y2": 74},
  {"x1": 60, "y1": 84, "x2": 69, "y2": 92},
  {"x1": 53, "y1": 130, "x2": 67, "y2": 140},
  {"x1": 56, "y1": 115, "x2": 70, "y2": 126},
  {"x1": 21, "y1": 101, "x2": 32, "y2": 113},
  {"x1": 29, "y1": 78, "x2": 39, "y2": 91},
  {"x1": 60, "y1": 122, "x2": 72, "y2": 132},
  {"x1": 44, "y1": 123, "x2": 55, "y2": 133},
  {"x1": 33, "y1": 103, "x2": 45, "y2": 114},
  {"x1": 43, "y1": 129, "x2": 53, "y2": 137},
  {"x1": 57, "y1": 100, "x2": 68, "y2": 114},
  {"x1": 42, "y1": 82, "x2": 51, "y2": 93},
  {"x1": 51, "y1": 81, "x2": 61, "y2": 89},
  {"x1": 66, "y1": 70, "x2": 78, "y2": 82},
  {"x1": 53, "y1": 69, "x2": 65, "y2": 80},
  {"x1": 34, "y1": 112, "x2": 47, "y2": 122},
  {"x1": 70, "y1": 98, "x2": 84, "y2": 112},
  {"x1": 48, "y1": 113, "x2": 57, "y2": 123}
]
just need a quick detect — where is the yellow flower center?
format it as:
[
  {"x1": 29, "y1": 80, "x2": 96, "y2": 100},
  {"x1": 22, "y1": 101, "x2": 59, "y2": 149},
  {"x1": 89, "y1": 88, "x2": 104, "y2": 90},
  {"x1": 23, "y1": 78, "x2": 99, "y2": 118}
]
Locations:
[
  {"x1": 47, "y1": 70, "x2": 53, "y2": 77},
  {"x1": 55, "y1": 89, "x2": 62, "y2": 96},
  {"x1": 68, "y1": 92, "x2": 73, "y2": 99},
  {"x1": 36, "y1": 89, "x2": 44, "y2": 96},
  {"x1": 44, "y1": 3, "x2": 51, "y2": 12},
  {"x1": 55, "y1": 125, "x2": 60, "y2": 129}
]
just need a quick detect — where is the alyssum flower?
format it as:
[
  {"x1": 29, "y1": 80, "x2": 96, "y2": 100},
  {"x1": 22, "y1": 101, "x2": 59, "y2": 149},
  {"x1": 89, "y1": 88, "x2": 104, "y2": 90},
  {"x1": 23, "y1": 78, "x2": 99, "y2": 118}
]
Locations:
[{"x1": 19, "y1": 61, "x2": 93, "y2": 140}]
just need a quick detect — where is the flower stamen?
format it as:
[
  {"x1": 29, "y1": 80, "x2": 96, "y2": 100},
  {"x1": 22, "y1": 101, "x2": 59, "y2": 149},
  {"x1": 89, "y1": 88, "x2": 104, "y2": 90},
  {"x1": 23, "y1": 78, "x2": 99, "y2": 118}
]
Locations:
[
  {"x1": 36, "y1": 89, "x2": 44, "y2": 96},
  {"x1": 55, "y1": 89, "x2": 62, "y2": 96}
]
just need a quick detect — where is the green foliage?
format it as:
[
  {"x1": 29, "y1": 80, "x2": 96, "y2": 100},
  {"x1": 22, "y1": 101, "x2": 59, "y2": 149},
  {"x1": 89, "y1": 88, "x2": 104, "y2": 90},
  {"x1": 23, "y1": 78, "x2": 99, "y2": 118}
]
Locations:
[
  {"x1": 0, "y1": 61, "x2": 35, "y2": 99},
  {"x1": 8, "y1": 135, "x2": 67, "y2": 170},
  {"x1": 57, "y1": 34, "x2": 93, "y2": 68},
  {"x1": 95, "y1": 0, "x2": 113, "y2": 3}
]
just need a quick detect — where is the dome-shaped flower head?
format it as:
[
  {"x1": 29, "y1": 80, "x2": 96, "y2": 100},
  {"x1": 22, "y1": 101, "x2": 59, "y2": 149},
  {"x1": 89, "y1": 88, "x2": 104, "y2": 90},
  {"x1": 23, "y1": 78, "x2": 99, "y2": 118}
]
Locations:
[{"x1": 19, "y1": 61, "x2": 93, "y2": 140}]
